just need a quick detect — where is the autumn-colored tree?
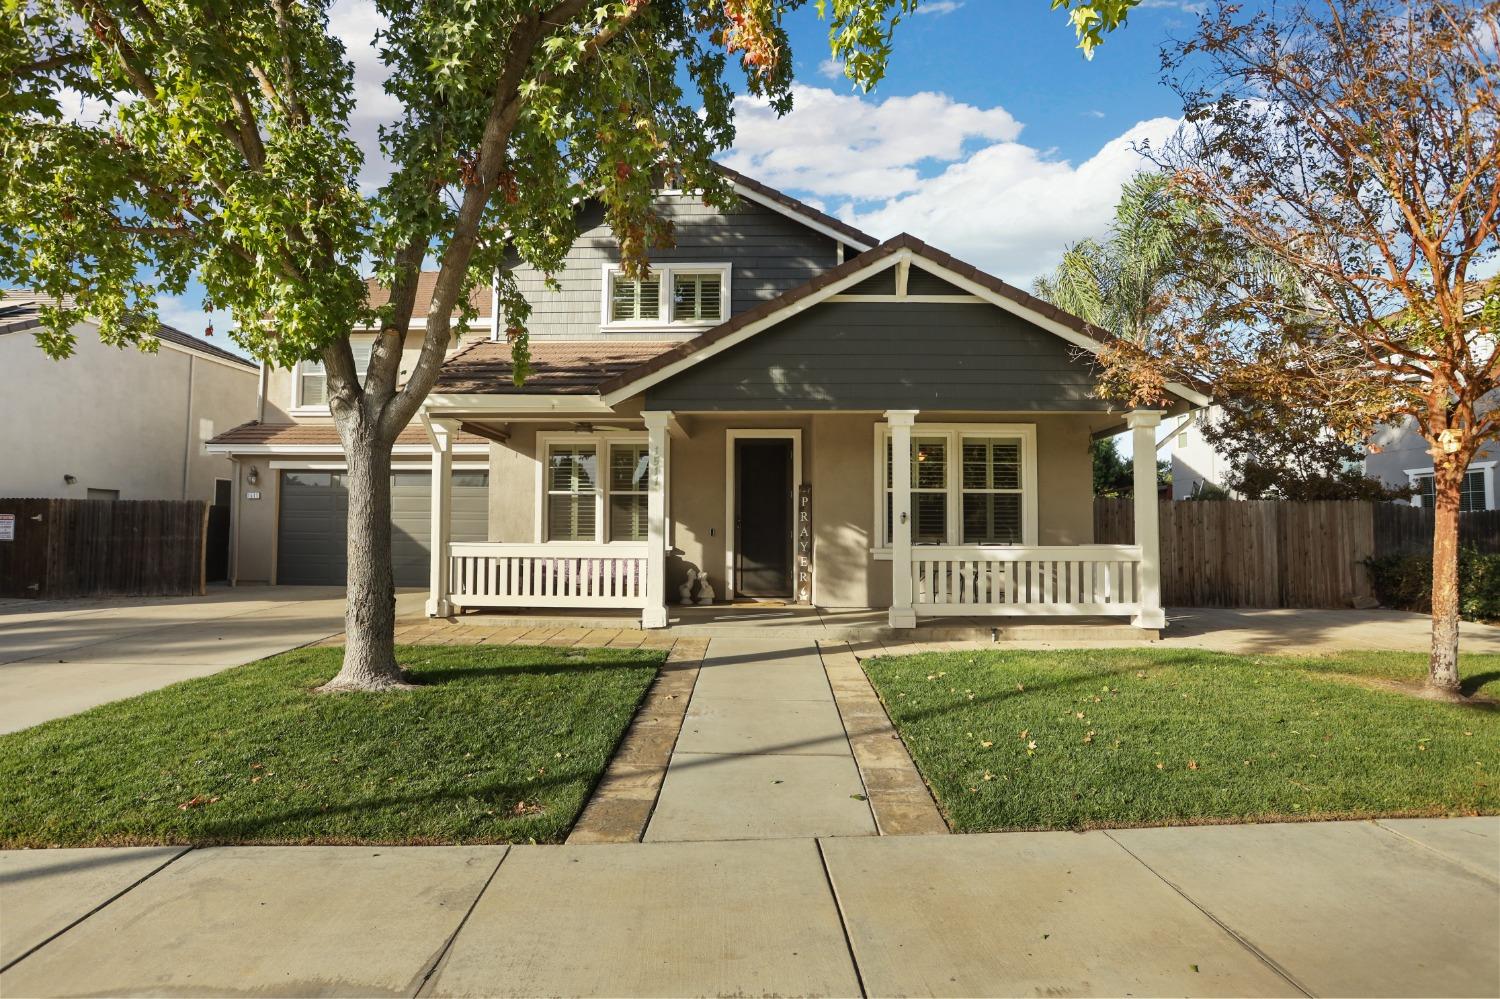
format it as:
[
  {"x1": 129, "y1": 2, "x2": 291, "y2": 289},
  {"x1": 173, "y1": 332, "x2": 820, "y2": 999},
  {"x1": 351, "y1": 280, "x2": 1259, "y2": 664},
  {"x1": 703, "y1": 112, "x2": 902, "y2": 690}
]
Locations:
[
  {"x1": 1098, "y1": 0, "x2": 1499, "y2": 695},
  {"x1": 1, "y1": 0, "x2": 1139, "y2": 691}
]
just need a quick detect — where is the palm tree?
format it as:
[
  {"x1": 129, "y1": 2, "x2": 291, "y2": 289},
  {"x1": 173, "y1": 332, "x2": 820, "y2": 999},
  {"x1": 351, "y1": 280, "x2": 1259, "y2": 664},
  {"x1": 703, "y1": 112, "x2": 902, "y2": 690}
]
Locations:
[{"x1": 1033, "y1": 171, "x2": 1199, "y2": 348}]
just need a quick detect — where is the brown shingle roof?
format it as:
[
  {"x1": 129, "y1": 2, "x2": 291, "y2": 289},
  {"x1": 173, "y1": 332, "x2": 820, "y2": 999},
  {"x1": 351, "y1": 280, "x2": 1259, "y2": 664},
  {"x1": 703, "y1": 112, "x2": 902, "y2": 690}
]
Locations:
[
  {"x1": 0, "y1": 291, "x2": 256, "y2": 369},
  {"x1": 208, "y1": 422, "x2": 485, "y2": 447},
  {"x1": 362, "y1": 273, "x2": 494, "y2": 319},
  {"x1": 433, "y1": 339, "x2": 679, "y2": 395}
]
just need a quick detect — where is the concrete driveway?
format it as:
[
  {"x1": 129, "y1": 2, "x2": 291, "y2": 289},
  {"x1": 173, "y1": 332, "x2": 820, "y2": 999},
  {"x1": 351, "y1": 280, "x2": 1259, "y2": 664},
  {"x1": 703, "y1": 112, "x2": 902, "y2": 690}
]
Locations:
[
  {"x1": 1, "y1": 818, "x2": 1495, "y2": 996},
  {"x1": 0, "y1": 586, "x2": 426, "y2": 734}
]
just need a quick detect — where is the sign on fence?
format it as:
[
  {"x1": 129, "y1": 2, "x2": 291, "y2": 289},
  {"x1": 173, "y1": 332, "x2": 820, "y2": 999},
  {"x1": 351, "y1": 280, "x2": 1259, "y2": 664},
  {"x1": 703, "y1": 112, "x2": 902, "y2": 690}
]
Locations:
[{"x1": 0, "y1": 513, "x2": 12, "y2": 542}]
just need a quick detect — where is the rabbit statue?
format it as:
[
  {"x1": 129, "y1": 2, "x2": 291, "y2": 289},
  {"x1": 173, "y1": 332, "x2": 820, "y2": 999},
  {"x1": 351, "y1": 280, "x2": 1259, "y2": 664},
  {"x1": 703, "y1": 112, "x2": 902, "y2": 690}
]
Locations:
[
  {"x1": 678, "y1": 567, "x2": 699, "y2": 605},
  {"x1": 695, "y1": 572, "x2": 716, "y2": 605}
]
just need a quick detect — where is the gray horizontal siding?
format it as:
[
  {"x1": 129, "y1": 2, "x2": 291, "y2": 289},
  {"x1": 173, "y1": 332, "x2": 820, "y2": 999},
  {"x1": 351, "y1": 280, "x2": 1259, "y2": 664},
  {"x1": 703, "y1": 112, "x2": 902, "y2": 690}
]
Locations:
[
  {"x1": 643, "y1": 301, "x2": 1116, "y2": 412},
  {"x1": 511, "y1": 194, "x2": 838, "y2": 340}
]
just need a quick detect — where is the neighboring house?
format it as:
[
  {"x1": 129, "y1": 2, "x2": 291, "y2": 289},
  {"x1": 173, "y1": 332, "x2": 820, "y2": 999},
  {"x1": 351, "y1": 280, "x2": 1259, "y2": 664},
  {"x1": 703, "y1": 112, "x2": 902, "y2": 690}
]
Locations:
[
  {"x1": 208, "y1": 167, "x2": 1205, "y2": 628},
  {"x1": 1168, "y1": 402, "x2": 1500, "y2": 509},
  {"x1": 0, "y1": 292, "x2": 258, "y2": 508},
  {"x1": 1366, "y1": 415, "x2": 1500, "y2": 511},
  {"x1": 1167, "y1": 407, "x2": 1235, "y2": 500}
]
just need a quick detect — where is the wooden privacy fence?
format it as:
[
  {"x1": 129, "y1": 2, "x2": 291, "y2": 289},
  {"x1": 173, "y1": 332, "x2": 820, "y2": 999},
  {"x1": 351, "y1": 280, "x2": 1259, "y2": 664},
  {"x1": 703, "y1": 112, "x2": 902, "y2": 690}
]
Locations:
[
  {"x1": 0, "y1": 498, "x2": 209, "y2": 599},
  {"x1": 1095, "y1": 498, "x2": 1500, "y2": 609}
]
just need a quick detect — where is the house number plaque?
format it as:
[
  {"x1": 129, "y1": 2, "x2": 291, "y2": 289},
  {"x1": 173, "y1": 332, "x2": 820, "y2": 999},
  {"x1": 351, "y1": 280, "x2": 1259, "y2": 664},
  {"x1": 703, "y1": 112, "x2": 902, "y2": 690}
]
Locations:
[{"x1": 797, "y1": 483, "x2": 812, "y2": 603}]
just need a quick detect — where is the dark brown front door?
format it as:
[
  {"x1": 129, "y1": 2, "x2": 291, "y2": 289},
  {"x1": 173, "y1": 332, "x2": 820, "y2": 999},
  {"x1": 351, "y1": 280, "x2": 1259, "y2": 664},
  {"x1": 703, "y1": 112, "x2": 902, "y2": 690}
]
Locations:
[{"x1": 734, "y1": 438, "x2": 793, "y2": 598}]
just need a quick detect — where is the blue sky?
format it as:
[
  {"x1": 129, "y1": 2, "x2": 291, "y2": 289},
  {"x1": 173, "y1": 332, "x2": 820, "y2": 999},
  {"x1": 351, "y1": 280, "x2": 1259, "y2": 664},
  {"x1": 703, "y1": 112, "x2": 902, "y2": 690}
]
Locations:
[{"x1": 135, "y1": 1, "x2": 1207, "y2": 354}]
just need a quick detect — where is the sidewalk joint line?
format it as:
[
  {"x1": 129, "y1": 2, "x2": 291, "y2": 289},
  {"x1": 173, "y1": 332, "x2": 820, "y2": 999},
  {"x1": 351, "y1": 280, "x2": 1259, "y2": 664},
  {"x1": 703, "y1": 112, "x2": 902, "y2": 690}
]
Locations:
[
  {"x1": 1370, "y1": 818, "x2": 1500, "y2": 884},
  {"x1": 815, "y1": 837, "x2": 869, "y2": 999},
  {"x1": 0, "y1": 846, "x2": 194, "y2": 975},
  {"x1": 1101, "y1": 831, "x2": 1315, "y2": 998},
  {"x1": 411, "y1": 848, "x2": 512, "y2": 997}
]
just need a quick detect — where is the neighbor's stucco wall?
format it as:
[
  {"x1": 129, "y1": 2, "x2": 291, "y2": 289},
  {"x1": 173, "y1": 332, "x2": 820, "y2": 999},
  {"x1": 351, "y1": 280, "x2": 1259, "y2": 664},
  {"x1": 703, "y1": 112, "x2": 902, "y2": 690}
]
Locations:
[
  {"x1": 233, "y1": 464, "x2": 280, "y2": 584},
  {"x1": 0, "y1": 321, "x2": 256, "y2": 501},
  {"x1": 479, "y1": 410, "x2": 1108, "y2": 609}
]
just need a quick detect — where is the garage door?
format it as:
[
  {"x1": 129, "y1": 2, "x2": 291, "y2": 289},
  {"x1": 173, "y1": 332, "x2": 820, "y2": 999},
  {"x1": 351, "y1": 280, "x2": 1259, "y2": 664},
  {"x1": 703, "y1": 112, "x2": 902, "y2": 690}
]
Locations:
[{"x1": 277, "y1": 470, "x2": 489, "y2": 586}]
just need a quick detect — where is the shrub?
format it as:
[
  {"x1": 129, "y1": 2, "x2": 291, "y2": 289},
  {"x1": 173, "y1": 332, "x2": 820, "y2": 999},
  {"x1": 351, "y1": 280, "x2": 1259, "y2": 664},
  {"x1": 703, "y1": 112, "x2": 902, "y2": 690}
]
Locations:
[{"x1": 1364, "y1": 548, "x2": 1500, "y2": 621}]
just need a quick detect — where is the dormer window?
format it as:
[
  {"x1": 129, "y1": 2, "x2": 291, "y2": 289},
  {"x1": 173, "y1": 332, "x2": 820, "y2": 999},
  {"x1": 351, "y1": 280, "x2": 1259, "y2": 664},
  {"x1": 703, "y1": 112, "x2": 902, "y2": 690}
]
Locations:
[{"x1": 602, "y1": 263, "x2": 729, "y2": 329}]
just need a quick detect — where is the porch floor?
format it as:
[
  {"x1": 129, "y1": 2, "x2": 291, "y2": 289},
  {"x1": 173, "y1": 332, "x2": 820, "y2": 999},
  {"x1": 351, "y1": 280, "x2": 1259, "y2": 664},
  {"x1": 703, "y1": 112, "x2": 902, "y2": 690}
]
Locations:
[{"x1": 423, "y1": 603, "x2": 1159, "y2": 642}]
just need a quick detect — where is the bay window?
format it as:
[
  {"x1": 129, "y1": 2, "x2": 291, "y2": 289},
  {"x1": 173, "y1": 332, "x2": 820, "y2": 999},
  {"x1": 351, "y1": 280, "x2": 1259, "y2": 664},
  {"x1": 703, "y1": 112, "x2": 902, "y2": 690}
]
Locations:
[{"x1": 879, "y1": 424, "x2": 1037, "y2": 548}]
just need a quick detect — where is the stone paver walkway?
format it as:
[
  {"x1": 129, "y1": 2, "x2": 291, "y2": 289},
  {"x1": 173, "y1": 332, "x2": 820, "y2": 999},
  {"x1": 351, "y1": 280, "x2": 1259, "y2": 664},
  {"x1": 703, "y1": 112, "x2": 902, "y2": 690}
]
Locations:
[{"x1": 3, "y1": 818, "x2": 1495, "y2": 997}]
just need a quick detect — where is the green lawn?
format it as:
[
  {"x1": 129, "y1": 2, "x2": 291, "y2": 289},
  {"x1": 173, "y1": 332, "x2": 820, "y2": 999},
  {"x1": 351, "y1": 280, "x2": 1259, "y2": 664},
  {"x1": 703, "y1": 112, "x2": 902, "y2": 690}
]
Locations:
[
  {"x1": 862, "y1": 649, "x2": 1500, "y2": 834},
  {"x1": 0, "y1": 645, "x2": 661, "y2": 848}
]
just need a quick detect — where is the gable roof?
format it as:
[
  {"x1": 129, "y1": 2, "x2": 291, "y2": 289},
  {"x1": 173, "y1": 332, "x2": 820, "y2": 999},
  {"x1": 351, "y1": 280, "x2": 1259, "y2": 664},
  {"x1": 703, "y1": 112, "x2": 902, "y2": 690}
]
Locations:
[
  {"x1": 0, "y1": 291, "x2": 257, "y2": 370},
  {"x1": 595, "y1": 233, "x2": 1209, "y2": 408},
  {"x1": 711, "y1": 162, "x2": 877, "y2": 250}
]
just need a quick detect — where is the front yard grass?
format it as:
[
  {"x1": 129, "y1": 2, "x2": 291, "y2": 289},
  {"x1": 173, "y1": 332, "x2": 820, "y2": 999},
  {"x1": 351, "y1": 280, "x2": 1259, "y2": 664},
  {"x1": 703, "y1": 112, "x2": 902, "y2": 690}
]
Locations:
[
  {"x1": 0, "y1": 644, "x2": 660, "y2": 848},
  {"x1": 863, "y1": 649, "x2": 1500, "y2": 833}
]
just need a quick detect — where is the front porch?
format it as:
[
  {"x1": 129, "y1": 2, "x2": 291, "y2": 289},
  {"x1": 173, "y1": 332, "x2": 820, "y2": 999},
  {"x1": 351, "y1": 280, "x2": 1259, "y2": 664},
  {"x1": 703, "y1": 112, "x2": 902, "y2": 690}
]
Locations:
[{"x1": 418, "y1": 404, "x2": 1167, "y2": 633}]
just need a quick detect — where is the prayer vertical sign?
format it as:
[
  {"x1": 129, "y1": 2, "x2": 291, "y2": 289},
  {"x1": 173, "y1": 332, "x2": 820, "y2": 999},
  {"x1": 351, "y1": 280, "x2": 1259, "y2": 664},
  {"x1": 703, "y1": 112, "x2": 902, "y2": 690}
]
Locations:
[{"x1": 797, "y1": 482, "x2": 812, "y2": 604}]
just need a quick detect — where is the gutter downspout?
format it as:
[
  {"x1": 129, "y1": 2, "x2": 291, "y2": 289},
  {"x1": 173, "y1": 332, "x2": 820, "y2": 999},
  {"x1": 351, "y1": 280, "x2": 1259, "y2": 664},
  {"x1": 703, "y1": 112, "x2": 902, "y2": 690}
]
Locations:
[{"x1": 255, "y1": 360, "x2": 268, "y2": 422}]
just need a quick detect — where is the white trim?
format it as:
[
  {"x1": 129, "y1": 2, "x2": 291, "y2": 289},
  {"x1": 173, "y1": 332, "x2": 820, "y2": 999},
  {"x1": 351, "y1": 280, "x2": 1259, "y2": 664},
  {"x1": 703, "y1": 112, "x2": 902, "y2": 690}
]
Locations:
[
  {"x1": 729, "y1": 183, "x2": 873, "y2": 251},
  {"x1": 533, "y1": 430, "x2": 650, "y2": 544},
  {"x1": 425, "y1": 393, "x2": 614, "y2": 415},
  {"x1": 155, "y1": 338, "x2": 258, "y2": 374},
  {"x1": 601, "y1": 245, "x2": 1209, "y2": 408},
  {"x1": 600, "y1": 262, "x2": 731, "y2": 332},
  {"x1": 266, "y1": 459, "x2": 489, "y2": 470},
  {"x1": 1406, "y1": 461, "x2": 1496, "y2": 510},
  {"x1": 207, "y1": 441, "x2": 490, "y2": 456},
  {"x1": 826, "y1": 294, "x2": 984, "y2": 304},
  {"x1": 873, "y1": 421, "x2": 1040, "y2": 549},
  {"x1": 724, "y1": 429, "x2": 803, "y2": 601}
]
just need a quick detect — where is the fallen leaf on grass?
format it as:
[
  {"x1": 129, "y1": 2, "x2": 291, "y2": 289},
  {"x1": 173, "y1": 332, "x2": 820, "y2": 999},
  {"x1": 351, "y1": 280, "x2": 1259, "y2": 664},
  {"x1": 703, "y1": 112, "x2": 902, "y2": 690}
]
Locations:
[
  {"x1": 178, "y1": 795, "x2": 219, "y2": 810},
  {"x1": 512, "y1": 800, "x2": 544, "y2": 815}
]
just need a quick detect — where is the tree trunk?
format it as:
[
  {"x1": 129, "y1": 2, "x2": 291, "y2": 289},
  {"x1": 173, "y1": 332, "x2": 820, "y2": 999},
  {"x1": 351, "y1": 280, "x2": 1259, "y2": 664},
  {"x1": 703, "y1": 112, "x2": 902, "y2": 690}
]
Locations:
[
  {"x1": 1427, "y1": 450, "x2": 1466, "y2": 696},
  {"x1": 316, "y1": 416, "x2": 413, "y2": 693}
]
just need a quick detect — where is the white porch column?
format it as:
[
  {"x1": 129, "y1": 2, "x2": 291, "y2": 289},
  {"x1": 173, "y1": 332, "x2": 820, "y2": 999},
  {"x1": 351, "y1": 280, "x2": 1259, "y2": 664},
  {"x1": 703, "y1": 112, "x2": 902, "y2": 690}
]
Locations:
[
  {"x1": 887, "y1": 409, "x2": 919, "y2": 629},
  {"x1": 641, "y1": 410, "x2": 672, "y2": 629},
  {"x1": 425, "y1": 417, "x2": 456, "y2": 618},
  {"x1": 1128, "y1": 410, "x2": 1166, "y2": 629}
]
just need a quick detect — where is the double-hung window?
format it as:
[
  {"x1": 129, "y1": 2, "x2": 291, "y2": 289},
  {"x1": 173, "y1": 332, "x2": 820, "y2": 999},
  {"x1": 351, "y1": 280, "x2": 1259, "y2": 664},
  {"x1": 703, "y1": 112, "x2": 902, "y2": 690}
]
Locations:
[
  {"x1": 297, "y1": 337, "x2": 373, "y2": 410},
  {"x1": 878, "y1": 424, "x2": 1036, "y2": 548},
  {"x1": 541, "y1": 436, "x2": 651, "y2": 543},
  {"x1": 604, "y1": 263, "x2": 729, "y2": 329}
]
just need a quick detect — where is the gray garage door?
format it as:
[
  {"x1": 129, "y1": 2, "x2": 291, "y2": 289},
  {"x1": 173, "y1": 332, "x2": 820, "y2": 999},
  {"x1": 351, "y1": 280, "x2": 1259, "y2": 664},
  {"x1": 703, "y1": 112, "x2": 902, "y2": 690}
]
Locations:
[{"x1": 277, "y1": 470, "x2": 489, "y2": 586}]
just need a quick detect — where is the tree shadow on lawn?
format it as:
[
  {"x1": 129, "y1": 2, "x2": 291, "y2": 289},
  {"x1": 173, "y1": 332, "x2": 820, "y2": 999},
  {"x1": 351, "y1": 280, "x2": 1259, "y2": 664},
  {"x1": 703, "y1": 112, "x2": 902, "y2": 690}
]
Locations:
[
  {"x1": 411, "y1": 659, "x2": 653, "y2": 686},
  {"x1": 1462, "y1": 670, "x2": 1500, "y2": 698},
  {"x1": 179, "y1": 762, "x2": 600, "y2": 845}
]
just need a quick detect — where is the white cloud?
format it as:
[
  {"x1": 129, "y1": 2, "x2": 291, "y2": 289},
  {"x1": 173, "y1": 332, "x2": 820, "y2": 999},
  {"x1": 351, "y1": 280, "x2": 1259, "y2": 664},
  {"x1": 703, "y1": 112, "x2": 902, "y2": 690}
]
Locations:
[
  {"x1": 327, "y1": 0, "x2": 399, "y2": 191},
  {"x1": 721, "y1": 86, "x2": 1021, "y2": 202},
  {"x1": 155, "y1": 295, "x2": 246, "y2": 355},
  {"x1": 916, "y1": 0, "x2": 965, "y2": 14},
  {"x1": 1082, "y1": 109, "x2": 1106, "y2": 119},
  {"x1": 849, "y1": 117, "x2": 1180, "y2": 284},
  {"x1": 817, "y1": 58, "x2": 844, "y2": 80}
]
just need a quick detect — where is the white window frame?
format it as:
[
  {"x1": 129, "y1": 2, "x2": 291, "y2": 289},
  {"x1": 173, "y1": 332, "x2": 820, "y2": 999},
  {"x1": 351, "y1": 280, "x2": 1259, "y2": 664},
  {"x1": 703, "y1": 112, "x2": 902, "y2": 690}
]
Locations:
[
  {"x1": 600, "y1": 262, "x2": 731, "y2": 331},
  {"x1": 1406, "y1": 461, "x2": 1496, "y2": 511},
  {"x1": 871, "y1": 422, "x2": 1039, "y2": 555},
  {"x1": 291, "y1": 336, "x2": 375, "y2": 415},
  {"x1": 533, "y1": 431, "x2": 650, "y2": 544}
]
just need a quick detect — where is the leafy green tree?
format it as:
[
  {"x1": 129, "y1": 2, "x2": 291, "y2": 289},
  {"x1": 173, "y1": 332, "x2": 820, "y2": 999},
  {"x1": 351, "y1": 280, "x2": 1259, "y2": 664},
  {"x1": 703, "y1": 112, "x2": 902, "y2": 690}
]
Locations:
[
  {"x1": 1, "y1": 0, "x2": 1137, "y2": 692},
  {"x1": 1091, "y1": 438, "x2": 1132, "y2": 497}
]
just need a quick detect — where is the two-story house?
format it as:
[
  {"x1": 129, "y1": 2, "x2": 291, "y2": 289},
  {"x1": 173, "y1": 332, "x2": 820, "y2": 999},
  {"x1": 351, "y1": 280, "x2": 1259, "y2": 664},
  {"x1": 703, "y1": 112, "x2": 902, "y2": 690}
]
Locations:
[{"x1": 209, "y1": 167, "x2": 1204, "y2": 630}]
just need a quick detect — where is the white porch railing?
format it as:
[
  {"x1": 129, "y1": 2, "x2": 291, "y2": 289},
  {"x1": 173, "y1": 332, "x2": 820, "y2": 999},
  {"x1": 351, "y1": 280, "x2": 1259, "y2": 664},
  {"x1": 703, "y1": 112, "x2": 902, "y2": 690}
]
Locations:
[
  {"x1": 911, "y1": 544, "x2": 1143, "y2": 616},
  {"x1": 447, "y1": 543, "x2": 650, "y2": 609}
]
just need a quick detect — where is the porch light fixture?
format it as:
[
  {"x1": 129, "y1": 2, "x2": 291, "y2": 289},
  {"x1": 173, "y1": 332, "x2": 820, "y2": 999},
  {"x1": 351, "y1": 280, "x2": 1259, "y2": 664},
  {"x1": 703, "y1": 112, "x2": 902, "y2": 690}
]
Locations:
[
  {"x1": 247, "y1": 465, "x2": 260, "y2": 486},
  {"x1": 63, "y1": 474, "x2": 76, "y2": 485}
]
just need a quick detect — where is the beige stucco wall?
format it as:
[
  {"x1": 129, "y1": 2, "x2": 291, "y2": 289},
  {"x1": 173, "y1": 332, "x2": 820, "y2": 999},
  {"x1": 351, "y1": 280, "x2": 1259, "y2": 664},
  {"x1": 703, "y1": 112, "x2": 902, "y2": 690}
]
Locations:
[
  {"x1": 479, "y1": 409, "x2": 1114, "y2": 610},
  {"x1": 0, "y1": 321, "x2": 256, "y2": 501},
  {"x1": 233, "y1": 462, "x2": 280, "y2": 584}
]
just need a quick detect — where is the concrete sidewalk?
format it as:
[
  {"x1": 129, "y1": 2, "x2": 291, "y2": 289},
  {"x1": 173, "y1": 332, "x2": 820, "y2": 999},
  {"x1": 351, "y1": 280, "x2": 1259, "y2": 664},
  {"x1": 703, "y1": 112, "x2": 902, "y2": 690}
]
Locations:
[
  {"x1": 0, "y1": 587, "x2": 427, "y2": 733},
  {"x1": 2, "y1": 818, "x2": 1495, "y2": 997}
]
